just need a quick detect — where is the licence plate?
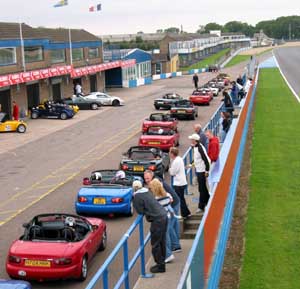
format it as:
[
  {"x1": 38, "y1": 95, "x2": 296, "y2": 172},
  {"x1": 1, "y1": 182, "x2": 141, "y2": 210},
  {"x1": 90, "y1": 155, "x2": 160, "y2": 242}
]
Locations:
[
  {"x1": 148, "y1": 141, "x2": 160, "y2": 145},
  {"x1": 93, "y1": 197, "x2": 106, "y2": 205},
  {"x1": 133, "y1": 165, "x2": 144, "y2": 172},
  {"x1": 24, "y1": 260, "x2": 51, "y2": 267},
  {"x1": 178, "y1": 110, "x2": 186, "y2": 114}
]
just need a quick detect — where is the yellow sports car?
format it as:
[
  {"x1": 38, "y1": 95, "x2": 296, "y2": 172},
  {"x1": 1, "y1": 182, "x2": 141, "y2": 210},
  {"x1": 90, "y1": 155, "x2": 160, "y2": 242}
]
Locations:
[{"x1": 0, "y1": 113, "x2": 27, "y2": 133}]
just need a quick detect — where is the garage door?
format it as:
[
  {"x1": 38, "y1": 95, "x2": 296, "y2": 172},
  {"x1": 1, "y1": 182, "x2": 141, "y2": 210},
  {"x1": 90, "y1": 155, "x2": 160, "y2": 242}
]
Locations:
[{"x1": 0, "y1": 89, "x2": 11, "y2": 117}]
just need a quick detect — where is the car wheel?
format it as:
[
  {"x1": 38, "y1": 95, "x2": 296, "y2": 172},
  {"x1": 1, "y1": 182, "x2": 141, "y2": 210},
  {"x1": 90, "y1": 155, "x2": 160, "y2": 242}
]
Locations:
[
  {"x1": 60, "y1": 112, "x2": 68, "y2": 120},
  {"x1": 91, "y1": 103, "x2": 98, "y2": 110},
  {"x1": 112, "y1": 100, "x2": 120, "y2": 106},
  {"x1": 126, "y1": 201, "x2": 134, "y2": 217},
  {"x1": 154, "y1": 105, "x2": 160, "y2": 110},
  {"x1": 191, "y1": 114, "x2": 196, "y2": 120},
  {"x1": 176, "y1": 140, "x2": 180, "y2": 147},
  {"x1": 31, "y1": 112, "x2": 38, "y2": 119},
  {"x1": 78, "y1": 256, "x2": 88, "y2": 281},
  {"x1": 99, "y1": 230, "x2": 107, "y2": 251},
  {"x1": 16, "y1": 124, "x2": 26, "y2": 133}
]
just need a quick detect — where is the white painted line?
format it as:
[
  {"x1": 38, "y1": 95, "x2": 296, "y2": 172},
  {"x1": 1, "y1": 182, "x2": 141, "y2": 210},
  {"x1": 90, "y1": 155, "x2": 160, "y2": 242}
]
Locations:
[{"x1": 272, "y1": 50, "x2": 300, "y2": 103}]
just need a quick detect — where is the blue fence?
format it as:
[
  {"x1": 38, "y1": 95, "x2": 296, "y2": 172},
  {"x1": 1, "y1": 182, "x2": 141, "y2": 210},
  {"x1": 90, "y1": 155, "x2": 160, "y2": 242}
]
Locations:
[
  {"x1": 85, "y1": 215, "x2": 151, "y2": 289},
  {"x1": 177, "y1": 67, "x2": 258, "y2": 289}
]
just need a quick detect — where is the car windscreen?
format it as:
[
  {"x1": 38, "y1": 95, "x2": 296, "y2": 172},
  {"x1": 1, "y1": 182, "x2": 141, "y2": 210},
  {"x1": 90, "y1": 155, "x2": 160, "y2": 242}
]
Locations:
[
  {"x1": 129, "y1": 151, "x2": 155, "y2": 160},
  {"x1": 175, "y1": 101, "x2": 192, "y2": 107},
  {"x1": 149, "y1": 114, "x2": 164, "y2": 121},
  {"x1": 147, "y1": 127, "x2": 173, "y2": 136}
]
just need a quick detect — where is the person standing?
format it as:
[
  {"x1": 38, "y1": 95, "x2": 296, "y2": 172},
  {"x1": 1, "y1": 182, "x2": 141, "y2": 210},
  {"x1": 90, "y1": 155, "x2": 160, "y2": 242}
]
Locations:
[
  {"x1": 236, "y1": 75, "x2": 244, "y2": 86},
  {"x1": 75, "y1": 82, "x2": 83, "y2": 97},
  {"x1": 12, "y1": 101, "x2": 19, "y2": 120},
  {"x1": 193, "y1": 124, "x2": 208, "y2": 150},
  {"x1": 193, "y1": 73, "x2": 199, "y2": 89},
  {"x1": 205, "y1": 130, "x2": 220, "y2": 163},
  {"x1": 222, "y1": 89, "x2": 234, "y2": 117},
  {"x1": 169, "y1": 147, "x2": 191, "y2": 219},
  {"x1": 220, "y1": 112, "x2": 232, "y2": 142},
  {"x1": 132, "y1": 180, "x2": 168, "y2": 273},
  {"x1": 143, "y1": 170, "x2": 182, "y2": 255},
  {"x1": 188, "y1": 134, "x2": 211, "y2": 213}
]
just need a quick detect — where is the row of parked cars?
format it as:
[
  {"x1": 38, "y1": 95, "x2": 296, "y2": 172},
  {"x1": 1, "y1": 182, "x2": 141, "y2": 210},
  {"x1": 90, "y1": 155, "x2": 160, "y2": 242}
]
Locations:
[{"x1": 3, "y1": 74, "x2": 231, "y2": 286}]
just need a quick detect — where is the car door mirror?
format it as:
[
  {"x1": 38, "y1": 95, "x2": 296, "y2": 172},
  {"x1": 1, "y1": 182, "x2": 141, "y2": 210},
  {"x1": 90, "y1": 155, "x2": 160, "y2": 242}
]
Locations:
[
  {"x1": 92, "y1": 225, "x2": 98, "y2": 231},
  {"x1": 23, "y1": 222, "x2": 30, "y2": 229}
]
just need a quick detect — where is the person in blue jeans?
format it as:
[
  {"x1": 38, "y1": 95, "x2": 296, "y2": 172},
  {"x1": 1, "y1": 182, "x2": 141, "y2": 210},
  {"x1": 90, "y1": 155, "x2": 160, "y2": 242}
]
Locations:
[{"x1": 144, "y1": 170, "x2": 181, "y2": 263}]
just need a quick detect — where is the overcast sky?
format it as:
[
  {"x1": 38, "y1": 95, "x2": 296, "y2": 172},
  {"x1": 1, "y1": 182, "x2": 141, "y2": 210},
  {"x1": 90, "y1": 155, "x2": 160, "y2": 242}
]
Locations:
[{"x1": 1, "y1": 0, "x2": 299, "y2": 35}]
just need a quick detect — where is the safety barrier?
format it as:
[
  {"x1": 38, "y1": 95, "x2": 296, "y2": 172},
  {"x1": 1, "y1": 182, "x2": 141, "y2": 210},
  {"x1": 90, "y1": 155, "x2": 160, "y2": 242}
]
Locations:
[
  {"x1": 176, "y1": 62, "x2": 257, "y2": 289},
  {"x1": 85, "y1": 215, "x2": 151, "y2": 289}
]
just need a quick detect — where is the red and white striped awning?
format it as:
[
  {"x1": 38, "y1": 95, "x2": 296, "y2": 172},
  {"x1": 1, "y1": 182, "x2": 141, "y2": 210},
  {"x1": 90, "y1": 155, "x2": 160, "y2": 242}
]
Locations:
[{"x1": 0, "y1": 59, "x2": 136, "y2": 88}]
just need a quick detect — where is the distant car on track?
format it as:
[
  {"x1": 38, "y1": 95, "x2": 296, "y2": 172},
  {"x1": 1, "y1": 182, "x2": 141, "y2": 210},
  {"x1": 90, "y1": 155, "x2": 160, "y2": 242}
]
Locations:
[
  {"x1": 0, "y1": 280, "x2": 31, "y2": 289},
  {"x1": 0, "y1": 113, "x2": 27, "y2": 133},
  {"x1": 83, "y1": 92, "x2": 124, "y2": 106},
  {"x1": 63, "y1": 95, "x2": 102, "y2": 110},
  {"x1": 6, "y1": 213, "x2": 106, "y2": 282},
  {"x1": 76, "y1": 170, "x2": 142, "y2": 216},
  {"x1": 154, "y1": 93, "x2": 183, "y2": 110},
  {"x1": 120, "y1": 146, "x2": 170, "y2": 179},
  {"x1": 190, "y1": 90, "x2": 213, "y2": 105},
  {"x1": 139, "y1": 126, "x2": 180, "y2": 151},
  {"x1": 30, "y1": 103, "x2": 74, "y2": 120},
  {"x1": 170, "y1": 100, "x2": 198, "y2": 120},
  {"x1": 142, "y1": 113, "x2": 178, "y2": 133}
]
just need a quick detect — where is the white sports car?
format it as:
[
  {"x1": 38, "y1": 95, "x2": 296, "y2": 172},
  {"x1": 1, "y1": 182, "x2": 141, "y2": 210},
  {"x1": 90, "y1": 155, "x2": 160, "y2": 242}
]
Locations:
[{"x1": 84, "y1": 92, "x2": 125, "y2": 106}]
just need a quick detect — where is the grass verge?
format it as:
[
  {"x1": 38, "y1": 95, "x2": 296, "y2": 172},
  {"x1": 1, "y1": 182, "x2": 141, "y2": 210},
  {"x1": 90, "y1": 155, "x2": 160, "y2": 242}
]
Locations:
[
  {"x1": 225, "y1": 55, "x2": 251, "y2": 68},
  {"x1": 239, "y1": 68, "x2": 300, "y2": 289},
  {"x1": 181, "y1": 48, "x2": 230, "y2": 71}
]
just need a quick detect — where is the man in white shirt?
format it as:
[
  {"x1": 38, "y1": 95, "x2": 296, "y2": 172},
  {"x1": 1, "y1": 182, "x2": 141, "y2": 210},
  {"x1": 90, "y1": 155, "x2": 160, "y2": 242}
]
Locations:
[
  {"x1": 188, "y1": 134, "x2": 211, "y2": 213},
  {"x1": 75, "y1": 83, "x2": 83, "y2": 97},
  {"x1": 169, "y1": 147, "x2": 191, "y2": 218}
]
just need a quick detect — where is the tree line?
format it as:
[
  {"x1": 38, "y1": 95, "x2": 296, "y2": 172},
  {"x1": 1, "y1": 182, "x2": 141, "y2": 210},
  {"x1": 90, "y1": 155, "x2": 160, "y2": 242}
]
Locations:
[{"x1": 199, "y1": 16, "x2": 300, "y2": 39}]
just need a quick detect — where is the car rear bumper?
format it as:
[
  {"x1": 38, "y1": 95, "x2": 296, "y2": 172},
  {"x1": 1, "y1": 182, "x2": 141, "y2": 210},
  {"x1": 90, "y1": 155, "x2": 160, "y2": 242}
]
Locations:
[
  {"x1": 138, "y1": 143, "x2": 173, "y2": 151},
  {"x1": 6, "y1": 263, "x2": 80, "y2": 281},
  {"x1": 191, "y1": 99, "x2": 210, "y2": 104},
  {"x1": 76, "y1": 203, "x2": 130, "y2": 214}
]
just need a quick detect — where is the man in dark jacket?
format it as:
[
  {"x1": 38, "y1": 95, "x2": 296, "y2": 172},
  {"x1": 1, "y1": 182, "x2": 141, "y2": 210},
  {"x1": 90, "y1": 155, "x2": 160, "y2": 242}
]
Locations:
[
  {"x1": 192, "y1": 73, "x2": 199, "y2": 89},
  {"x1": 194, "y1": 123, "x2": 208, "y2": 150},
  {"x1": 132, "y1": 180, "x2": 168, "y2": 273}
]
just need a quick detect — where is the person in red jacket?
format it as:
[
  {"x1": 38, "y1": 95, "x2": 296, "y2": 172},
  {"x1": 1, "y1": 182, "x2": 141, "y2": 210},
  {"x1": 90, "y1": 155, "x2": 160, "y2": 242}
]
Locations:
[
  {"x1": 205, "y1": 130, "x2": 220, "y2": 162},
  {"x1": 12, "y1": 101, "x2": 19, "y2": 120}
]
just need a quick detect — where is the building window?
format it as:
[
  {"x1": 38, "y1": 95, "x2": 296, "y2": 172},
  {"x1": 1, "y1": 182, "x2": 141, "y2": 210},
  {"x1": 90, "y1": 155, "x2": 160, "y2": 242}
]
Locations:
[
  {"x1": 72, "y1": 48, "x2": 84, "y2": 61},
  {"x1": 155, "y1": 63, "x2": 162, "y2": 74},
  {"x1": 25, "y1": 46, "x2": 43, "y2": 63},
  {"x1": 50, "y1": 49, "x2": 66, "y2": 64},
  {"x1": 88, "y1": 47, "x2": 99, "y2": 59},
  {"x1": 0, "y1": 47, "x2": 16, "y2": 66}
]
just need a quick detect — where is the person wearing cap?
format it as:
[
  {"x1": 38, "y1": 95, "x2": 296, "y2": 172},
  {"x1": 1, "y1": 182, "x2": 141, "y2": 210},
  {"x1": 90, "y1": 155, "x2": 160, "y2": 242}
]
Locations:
[
  {"x1": 132, "y1": 180, "x2": 168, "y2": 274},
  {"x1": 188, "y1": 133, "x2": 211, "y2": 213}
]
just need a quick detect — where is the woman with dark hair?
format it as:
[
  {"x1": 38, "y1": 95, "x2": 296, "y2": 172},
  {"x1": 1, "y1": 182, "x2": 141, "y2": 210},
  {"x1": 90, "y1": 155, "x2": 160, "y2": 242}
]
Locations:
[{"x1": 222, "y1": 89, "x2": 234, "y2": 117}]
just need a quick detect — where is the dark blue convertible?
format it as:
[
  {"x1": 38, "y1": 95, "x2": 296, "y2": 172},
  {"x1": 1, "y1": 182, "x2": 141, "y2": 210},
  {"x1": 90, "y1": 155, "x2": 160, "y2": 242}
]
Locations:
[
  {"x1": 0, "y1": 280, "x2": 31, "y2": 289},
  {"x1": 30, "y1": 103, "x2": 74, "y2": 120}
]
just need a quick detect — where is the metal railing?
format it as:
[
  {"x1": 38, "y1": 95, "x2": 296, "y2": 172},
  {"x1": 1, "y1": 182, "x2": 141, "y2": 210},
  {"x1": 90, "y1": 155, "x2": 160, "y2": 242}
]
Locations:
[{"x1": 85, "y1": 215, "x2": 151, "y2": 289}]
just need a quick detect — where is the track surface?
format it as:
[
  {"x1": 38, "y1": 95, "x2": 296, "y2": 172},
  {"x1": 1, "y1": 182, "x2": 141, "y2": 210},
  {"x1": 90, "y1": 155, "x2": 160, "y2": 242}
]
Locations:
[
  {"x1": 0, "y1": 67, "x2": 245, "y2": 289},
  {"x1": 274, "y1": 47, "x2": 300, "y2": 96}
]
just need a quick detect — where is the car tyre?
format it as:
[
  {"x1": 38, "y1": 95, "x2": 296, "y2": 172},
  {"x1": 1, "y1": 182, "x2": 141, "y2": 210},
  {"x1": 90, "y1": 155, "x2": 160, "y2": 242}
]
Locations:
[
  {"x1": 154, "y1": 105, "x2": 160, "y2": 110},
  {"x1": 78, "y1": 255, "x2": 88, "y2": 281},
  {"x1": 60, "y1": 112, "x2": 68, "y2": 120},
  {"x1": 91, "y1": 103, "x2": 98, "y2": 110},
  {"x1": 126, "y1": 201, "x2": 134, "y2": 217},
  {"x1": 31, "y1": 112, "x2": 38, "y2": 119},
  {"x1": 99, "y1": 230, "x2": 107, "y2": 251},
  {"x1": 112, "y1": 100, "x2": 120, "y2": 106},
  {"x1": 16, "y1": 124, "x2": 26, "y2": 133}
]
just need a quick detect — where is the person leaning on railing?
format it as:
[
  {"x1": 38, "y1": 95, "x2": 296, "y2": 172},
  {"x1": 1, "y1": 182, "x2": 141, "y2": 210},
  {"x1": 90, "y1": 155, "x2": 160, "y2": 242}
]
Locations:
[{"x1": 187, "y1": 134, "x2": 211, "y2": 214}]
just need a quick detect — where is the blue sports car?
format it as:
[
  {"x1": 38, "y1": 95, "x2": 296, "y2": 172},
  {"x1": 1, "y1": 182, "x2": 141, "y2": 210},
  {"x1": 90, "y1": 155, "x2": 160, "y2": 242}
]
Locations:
[
  {"x1": 0, "y1": 280, "x2": 31, "y2": 289},
  {"x1": 75, "y1": 170, "x2": 142, "y2": 217},
  {"x1": 31, "y1": 102, "x2": 74, "y2": 120}
]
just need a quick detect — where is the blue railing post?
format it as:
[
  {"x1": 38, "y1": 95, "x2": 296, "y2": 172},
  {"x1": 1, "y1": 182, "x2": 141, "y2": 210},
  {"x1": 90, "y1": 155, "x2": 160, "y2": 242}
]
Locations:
[
  {"x1": 103, "y1": 268, "x2": 109, "y2": 289},
  {"x1": 139, "y1": 220, "x2": 153, "y2": 278},
  {"x1": 123, "y1": 241, "x2": 130, "y2": 289}
]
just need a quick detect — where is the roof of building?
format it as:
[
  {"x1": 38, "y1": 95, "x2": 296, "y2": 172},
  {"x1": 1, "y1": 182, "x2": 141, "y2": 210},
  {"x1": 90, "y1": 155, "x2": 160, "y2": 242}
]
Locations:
[
  {"x1": 164, "y1": 33, "x2": 219, "y2": 41},
  {"x1": 0, "y1": 22, "x2": 100, "y2": 42},
  {"x1": 221, "y1": 32, "x2": 246, "y2": 36}
]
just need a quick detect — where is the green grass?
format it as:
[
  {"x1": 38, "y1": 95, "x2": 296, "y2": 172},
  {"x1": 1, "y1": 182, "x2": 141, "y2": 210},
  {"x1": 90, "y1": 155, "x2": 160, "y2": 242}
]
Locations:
[
  {"x1": 239, "y1": 68, "x2": 300, "y2": 289},
  {"x1": 225, "y1": 55, "x2": 251, "y2": 68},
  {"x1": 181, "y1": 48, "x2": 230, "y2": 71}
]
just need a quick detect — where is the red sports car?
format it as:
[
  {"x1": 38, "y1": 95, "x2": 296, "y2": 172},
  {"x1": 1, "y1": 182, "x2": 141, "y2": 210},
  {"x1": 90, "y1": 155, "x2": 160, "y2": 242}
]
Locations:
[
  {"x1": 142, "y1": 113, "x2": 178, "y2": 133},
  {"x1": 139, "y1": 126, "x2": 179, "y2": 151},
  {"x1": 190, "y1": 90, "x2": 213, "y2": 105},
  {"x1": 6, "y1": 214, "x2": 106, "y2": 282}
]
